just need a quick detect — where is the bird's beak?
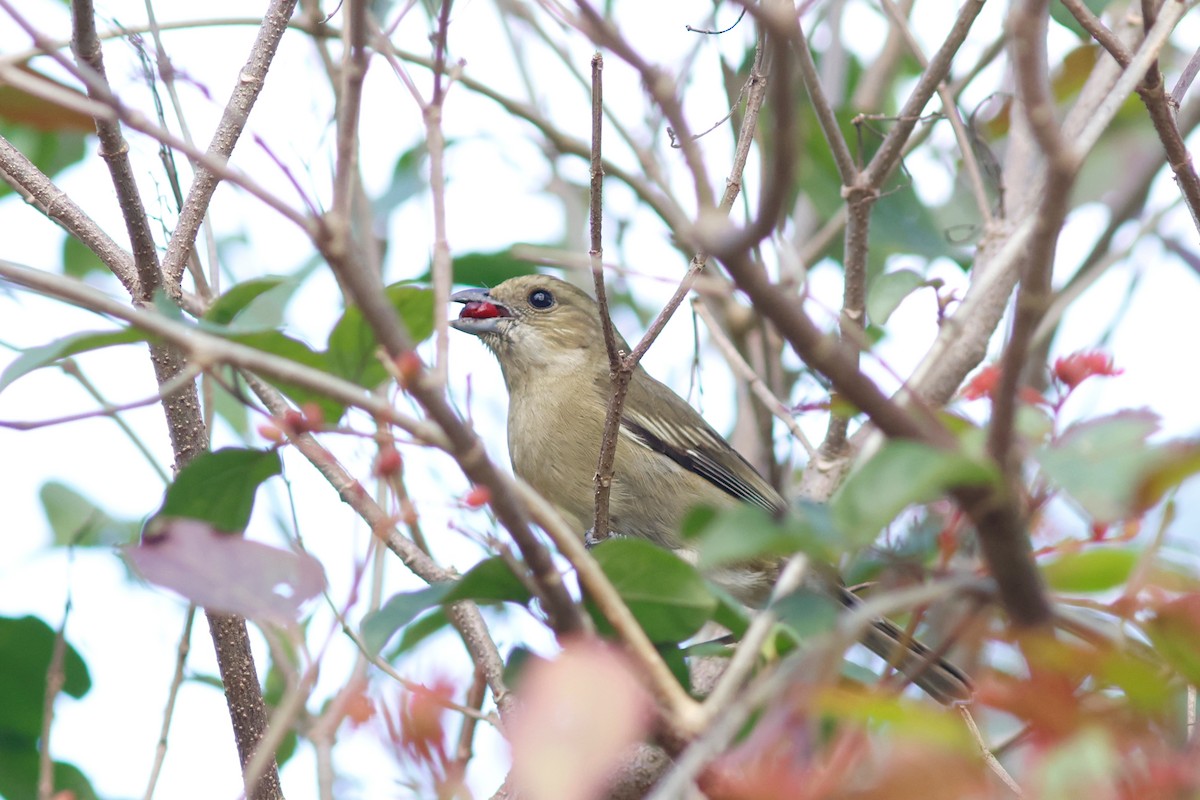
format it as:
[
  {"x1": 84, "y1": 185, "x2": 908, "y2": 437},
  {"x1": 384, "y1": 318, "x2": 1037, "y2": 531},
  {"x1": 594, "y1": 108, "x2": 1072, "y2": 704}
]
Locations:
[{"x1": 450, "y1": 287, "x2": 513, "y2": 336}]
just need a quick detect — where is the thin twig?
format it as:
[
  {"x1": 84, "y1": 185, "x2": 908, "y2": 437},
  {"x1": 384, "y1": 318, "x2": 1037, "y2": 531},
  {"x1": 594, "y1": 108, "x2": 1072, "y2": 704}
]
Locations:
[
  {"x1": 1, "y1": 364, "x2": 201, "y2": 441},
  {"x1": 702, "y1": 554, "x2": 809, "y2": 714},
  {"x1": 37, "y1": 598, "x2": 71, "y2": 800},
  {"x1": 0, "y1": 134, "x2": 138, "y2": 293},
  {"x1": 142, "y1": 606, "x2": 196, "y2": 800},
  {"x1": 588, "y1": 52, "x2": 625, "y2": 541},
  {"x1": 692, "y1": 297, "x2": 816, "y2": 457},
  {"x1": 426, "y1": 0, "x2": 457, "y2": 388},
  {"x1": 959, "y1": 706, "x2": 1024, "y2": 795},
  {"x1": 160, "y1": 0, "x2": 299, "y2": 294},
  {"x1": 242, "y1": 372, "x2": 513, "y2": 715}
]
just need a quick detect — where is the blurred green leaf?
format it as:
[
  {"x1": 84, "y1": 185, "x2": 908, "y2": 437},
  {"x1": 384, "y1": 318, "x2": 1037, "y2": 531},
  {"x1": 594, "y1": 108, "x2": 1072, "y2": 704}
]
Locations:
[
  {"x1": 1037, "y1": 728, "x2": 1118, "y2": 800},
  {"x1": 373, "y1": 142, "x2": 428, "y2": 220},
  {"x1": 361, "y1": 584, "x2": 452, "y2": 656},
  {"x1": 443, "y1": 556, "x2": 532, "y2": 605},
  {"x1": 1135, "y1": 442, "x2": 1200, "y2": 512},
  {"x1": 390, "y1": 607, "x2": 451, "y2": 658},
  {"x1": 0, "y1": 123, "x2": 86, "y2": 202},
  {"x1": 39, "y1": 480, "x2": 141, "y2": 547},
  {"x1": 0, "y1": 69, "x2": 94, "y2": 133},
  {"x1": 586, "y1": 538, "x2": 715, "y2": 642},
  {"x1": 867, "y1": 268, "x2": 926, "y2": 326},
  {"x1": 1096, "y1": 647, "x2": 1176, "y2": 712},
  {"x1": 0, "y1": 749, "x2": 99, "y2": 800},
  {"x1": 60, "y1": 234, "x2": 107, "y2": 279},
  {"x1": 833, "y1": 441, "x2": 997, "y2": 547},
  {"x1": 325, "y1": 284, "x2": 433, "y2": 388},
  {"x1": 208, "y1": 372, "x2": 252, "y2": 439},
  {"x1": 226, "y1": 330, "x2": 343, "y2": 423},
  {"x1": 707, "y1": 582, "x2": 752, "y2": 640},
  {"x1": 156, "y1": 447, "x2": 281, "y2": 532},
  {"x1": 503, "y1": 646, "x2": 535, "y2": 689},
  {"x1": 0, "y1": 328, "x2": 147, "y2": 393},
  {"x1": 657, "y1": 642, "x2": 692, "y2": 691},
  {"x1": 685, "y1": 502, "x2": 842, "y2": 567},
  {"x1": 435, "y1": 249, "x2": 537, "y2": 287},
  {"x1": 1036, "y1": 411, "x2": 1161, "y2": 523},
  {"x1": 1145, "y1": 594, "x2": 1200, "y2": 686},
  {"x1": 0, "y1": 616, "x2": 90, "y2": 742},
  {"x1": 818, "y1": 688, "x2": 969, "y2": 749},
  {"x1": 1050, "y1": 0, "x2": 1109, "y2": 39},
  {"x1": 868, "y1": 184, "x2": 960, "y2": 273},
  {"x1": 1041, "y1": 548, "x2": 1139, "y2": 593},
  {"x1": 772, "y1": 586, "x2": 841, "y2": 641},
  {"x1": 203, "y1": 276, "x2": 296, "y2": 330}
]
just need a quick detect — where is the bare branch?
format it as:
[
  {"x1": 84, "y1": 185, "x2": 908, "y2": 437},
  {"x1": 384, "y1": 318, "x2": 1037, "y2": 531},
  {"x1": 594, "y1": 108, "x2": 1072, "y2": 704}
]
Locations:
[{"x1": 161, "y1": 0, "x2": 299, "y2": 294}]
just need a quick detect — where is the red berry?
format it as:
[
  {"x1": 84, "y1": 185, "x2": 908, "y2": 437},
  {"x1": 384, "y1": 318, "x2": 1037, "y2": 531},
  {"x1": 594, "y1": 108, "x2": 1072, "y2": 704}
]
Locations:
[
  {"x1": 374, "y1": 446, "x2": 403, "y2": 477},
  {"x1": 464, "y1": 485, "x2": 491, "y2": 509}
]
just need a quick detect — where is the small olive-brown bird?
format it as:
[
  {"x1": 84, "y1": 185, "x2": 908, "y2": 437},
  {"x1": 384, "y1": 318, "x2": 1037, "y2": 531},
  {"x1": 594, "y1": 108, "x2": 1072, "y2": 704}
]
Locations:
[{"x1": 451, "y1": 274, "x2": 971, "y2": 704}]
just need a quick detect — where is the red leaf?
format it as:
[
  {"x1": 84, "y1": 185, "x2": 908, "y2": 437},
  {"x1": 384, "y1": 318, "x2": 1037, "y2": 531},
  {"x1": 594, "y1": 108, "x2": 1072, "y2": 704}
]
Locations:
[
  {"x1": 1053, "y1": 350, "x2": 1123, "y2": 390},
  {"x1": 962, "y1": 365, "x2": 999, "y2": 400}
]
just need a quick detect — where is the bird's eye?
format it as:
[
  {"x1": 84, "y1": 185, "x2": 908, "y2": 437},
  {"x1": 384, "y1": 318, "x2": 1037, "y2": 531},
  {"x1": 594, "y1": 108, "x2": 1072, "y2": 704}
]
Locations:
[{"x1": 528, "y1": 288, "x2": 555, "y2": 309}]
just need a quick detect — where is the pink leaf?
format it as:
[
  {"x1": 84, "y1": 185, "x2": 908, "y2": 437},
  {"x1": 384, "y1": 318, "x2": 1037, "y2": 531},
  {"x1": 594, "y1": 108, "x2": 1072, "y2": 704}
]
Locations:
[
  {"x1": 126, "y1": 518, "x2": 325, "y2": 624},
  {"x1": 509, "y1": 639, "x2": 652, "y2": 800}
]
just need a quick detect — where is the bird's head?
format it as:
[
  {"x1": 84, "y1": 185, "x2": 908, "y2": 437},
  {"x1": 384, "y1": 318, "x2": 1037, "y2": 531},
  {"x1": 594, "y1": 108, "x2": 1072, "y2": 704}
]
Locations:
[{"x1": 451, "y1": 275, "x2": 624, "y2": 380}]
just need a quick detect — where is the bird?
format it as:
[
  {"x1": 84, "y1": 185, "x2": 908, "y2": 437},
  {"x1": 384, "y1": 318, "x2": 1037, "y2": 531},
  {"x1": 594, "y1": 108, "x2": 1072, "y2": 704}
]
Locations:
[{"x1": 450, "y1": 274, "x2": 972, "y2": 704}]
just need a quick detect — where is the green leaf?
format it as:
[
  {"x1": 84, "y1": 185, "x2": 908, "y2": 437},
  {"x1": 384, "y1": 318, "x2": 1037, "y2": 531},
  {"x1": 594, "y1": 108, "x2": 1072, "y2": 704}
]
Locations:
[
  {"x1": 1144, "y1": 594, "x2": 1200, "y2": 686},
  {"x1": 373, "y1": 142, "x2": 427, "y2": 219},
  {"x1": 833, "y1": 441, "x2": 997, "y2": 547},
  {"x1": 868, "y1": 182, "x2": 960, "y2": 274},
  {"x1": 1135, "y1": 442, "x2": 1200, "y2": 513},
  {"x1": 0, "y1": 328, "x2": 148, "y2": 392},
  {"x1": 657, "y1": 642, "x2": 692, "y2": 692},
  {"x1": 0, "y1": 71, "x2": 95, "y2": 133},
  {"x1": 361, "y1": 584, "x2": 452, "y2": 656},
  {"x1": 209, "y1": 373, "x2": 252, "y2": 439},
  {"x1": 503, "y1": 646, "x2": 535, "y2": 689},
  {"x1": 1037, "y1": 728, "x2": 1119, "y2": 800},
  {"x1": 1041, "y1": 548, "x2": 1139, "y2": 593},
  {"x1": 773, "y1": 586, "x2": 841, "y2": 640},
  {"x1": 226, "y1": 330, "x2": 343, "y2": 423},
  {"x1": 686, "y1": 502, "x2": 843, "y2": 567},
  {"x1": 0, "y1": 748, "x2": 99, "y2": 800},
  {"x1": 586, "y1": 539, "x2": 716, "y2": 643},
  {"x1": 39, "y1": 480, "x2": 141, "y2": 547},
  {"x1": 707, "y1": 582, "x2": 752, "y2": 639},
  {"x1": 443, "y1": 557, "x2": 533, "y2": 605},
  {"x1": 156, "y1": 447, "x2": 282, "y2": 532},
  {"x1": 1050, "y1": 0, "x2": 1109, "y2": 39},
  {"x1": 432, "y1": 249, "x2": 536, "y2": 287},
  {"x1": 0, "y1": 122, "x2": 86, "y2": 202},
  {"x1": 61, "y1": 234, "x2": 107, "y2": 279},
  {"x1": 390, "y1": 607, "x2": 451, "y2": 658},
  {"x1": 867, "y1": 269, "x2": 926, "y2": 326},
  {"x1": 325, "y1": 284, "x2": 434, "y2": 388},
  {"x1": 0, "y1": 616, "x2": 90, "y2": 742},
  {"x1": 1036, "y1": 411, "x2": 1162, "y2": 523},
  {"x1": 203, "y1": 276, "x2": 296, "y2": 330}
]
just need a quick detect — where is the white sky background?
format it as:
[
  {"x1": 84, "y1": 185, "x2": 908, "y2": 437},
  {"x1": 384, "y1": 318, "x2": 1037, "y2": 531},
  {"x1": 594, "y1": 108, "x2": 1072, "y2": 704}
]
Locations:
[{"x1": 2, "y1": 0, "x2": 1200, "y2": 798}]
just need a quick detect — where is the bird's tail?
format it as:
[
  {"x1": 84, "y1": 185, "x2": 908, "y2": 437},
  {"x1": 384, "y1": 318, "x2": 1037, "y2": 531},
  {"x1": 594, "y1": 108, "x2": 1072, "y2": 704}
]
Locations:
[{"x1": 839, "y1": 587, "x2": 974, "y2": 705}]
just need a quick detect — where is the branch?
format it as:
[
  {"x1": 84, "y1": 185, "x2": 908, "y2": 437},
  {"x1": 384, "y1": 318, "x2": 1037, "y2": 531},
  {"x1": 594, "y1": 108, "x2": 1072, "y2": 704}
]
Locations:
[
  {"x1": 68, "y1": 0, "x2": 161, "y2": 299},
  {"x1": 161, "y1": 0, "x2": 299, "y2": 293},
  {"x1": 243, "y1": 373, "x2": 514, "y2": 717},
  {"x1": 0, "y1": 134, "x2": 138, "y2": 294},
  {"x1": 573, "y1": 0, "x2": 715, "y2": 212},
  {"x1": 426, "y1": 0, "x2": 457, "y2": 388}
]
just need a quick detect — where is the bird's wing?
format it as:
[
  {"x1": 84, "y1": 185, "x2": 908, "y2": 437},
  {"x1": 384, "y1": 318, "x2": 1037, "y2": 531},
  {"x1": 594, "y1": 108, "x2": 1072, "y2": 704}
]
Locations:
[{"x1": 620, "y1": 371, "x2": 786, "y2": 514}]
